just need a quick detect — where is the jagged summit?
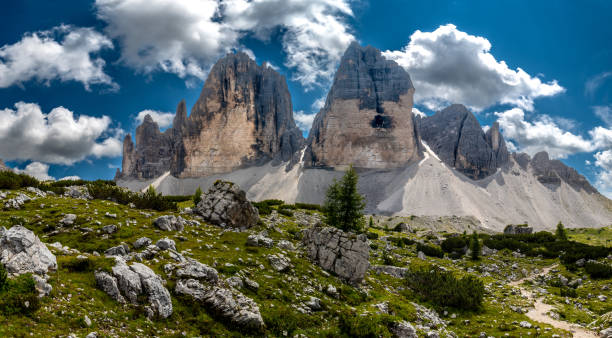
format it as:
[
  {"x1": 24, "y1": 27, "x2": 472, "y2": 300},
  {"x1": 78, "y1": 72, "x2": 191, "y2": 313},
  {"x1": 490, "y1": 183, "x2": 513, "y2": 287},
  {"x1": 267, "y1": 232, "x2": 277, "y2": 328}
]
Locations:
[
  {"x1": 417, "y1": 103, "x2": 509, "y2": 180},
  {"x1": 517, "y1": 151, "x2": 597, "y2": 193},
  {"x1": 305, "y1": 42, "x2": 422, "y2": 169},
  {"x1": 119, "y1": 52, "x2": 303, "y2": 179}
]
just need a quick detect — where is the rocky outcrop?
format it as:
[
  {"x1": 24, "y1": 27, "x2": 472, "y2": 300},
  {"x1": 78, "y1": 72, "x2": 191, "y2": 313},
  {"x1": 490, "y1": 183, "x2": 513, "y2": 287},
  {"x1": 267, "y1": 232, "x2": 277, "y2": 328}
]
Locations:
[
  {"x1": 503, "y1": 224, "x2": 533, "y2": 235},
  {"x1": 119, "y1": 52, "x2": 303, "y2": 179},
  {"x1": 417, "y1": 104, "x2": 509, "y2": 180},
  {"x1": 529, "y1": 151, "x2": 597, "y2": 193},
  {"x1": 302, "y1": 225, "x2": 370, "y2": 285},
  {"x1": 0, "y1": 225, "x2": 57, "y2": 296},
  {"x1": 153, "y1": 215, "x2": 186, "y2": 232},
  {"x1": 96, "y1": 258, "x2": 173, "y2": 319},
  {"x1": 195, "y1": 181, "x2": 259, "y2": 229},
  {"x1": 305, "y1": 42, "x2": 422, "y2": 169},
  {"x1": 175, "y1": 279, "x2": 264, "y2": 330}
]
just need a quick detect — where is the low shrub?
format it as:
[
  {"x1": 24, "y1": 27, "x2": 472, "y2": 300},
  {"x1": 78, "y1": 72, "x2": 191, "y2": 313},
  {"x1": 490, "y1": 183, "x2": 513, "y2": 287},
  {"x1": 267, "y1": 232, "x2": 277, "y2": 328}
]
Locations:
[
  {"x1": 366, "y1": 231, "x2": 379, "y2": 240},
  {"x1": 339, "y1": 285, "x2": 368, "y2": 306},
  {"x1": 164, "y1": 195, "x2": 192, "y2": 203},
  {"x1": 0, "y1": 273, "x2": 40, "y2": 315},
  {"x1": 404, "y1": 265, "x2": 484, "y2": 311},
  {"x1": 388, "y1": 236, "x2": 415, "y2": 248},
  {"x1": 294, "y1": 202, "x2": 323, "y2": 212},
  {"x1": 278, "y1": 208, "x2": 294, "y2": 217},
  {"x1": 416, "y1": 243, "x2": 444, "y2": 258},
  {"x1": 0, "y1": 264, "x2": 7, "y2": 291},
  {"x1": 559, "y1": 287, "x2": 577, "y2": 298},
  {"x1": 0, "y1": 171, "x2": 41, "y2": 190},
  {"x1": 338, "y1": 309, "x2": 393, "y2": 337},
  {"x1": 262, "y1": 304, "x2": 314, "y2": 335},
  {"x1": 584, "y1": 261, "x2": 612, "y2": 279},
  {"x1": 441, "y1": 236, "x2": 468, "y2": 254},
  {"x1": 86, "y1": 182, "x2": 177, "y2": 211}
]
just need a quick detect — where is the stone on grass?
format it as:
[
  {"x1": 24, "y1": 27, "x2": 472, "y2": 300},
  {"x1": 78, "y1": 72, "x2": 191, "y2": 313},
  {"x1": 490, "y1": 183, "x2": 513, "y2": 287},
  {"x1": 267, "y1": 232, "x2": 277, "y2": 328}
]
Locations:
[{"x1": 194, "y1": 181, "x2": 259, "y2": 229}]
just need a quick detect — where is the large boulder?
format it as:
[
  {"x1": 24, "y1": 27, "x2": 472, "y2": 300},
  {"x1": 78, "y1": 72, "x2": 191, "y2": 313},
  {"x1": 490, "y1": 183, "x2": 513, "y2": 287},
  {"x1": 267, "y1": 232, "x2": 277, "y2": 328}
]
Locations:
[
  {"x1": 153, "y1": 215, "x2": 186, "y2": 232},
  {"x1": 0, "y1": 225, "x2": 57, "y2": 275},
  {"x1": 64, "y1": 186, "x2": 92, "y2": 200},
  {"x1": 503, "y1": 224, "x2": 533, "y2": 235},
  {"x1": 302, "y1": 226, "x2": 370, "y2": 285},
  {"x1": 195, "y1": 181, "x2": 259, "y2": 229},
  {"x1": 175, "y1": 279, "x2": 264, "y2": 330},
  {"x1": 0, "y1": 225, "x2": 57, "y2": 296},
  {"x1": 96, "y1": 258, "x2": 172, "y2": 319}
]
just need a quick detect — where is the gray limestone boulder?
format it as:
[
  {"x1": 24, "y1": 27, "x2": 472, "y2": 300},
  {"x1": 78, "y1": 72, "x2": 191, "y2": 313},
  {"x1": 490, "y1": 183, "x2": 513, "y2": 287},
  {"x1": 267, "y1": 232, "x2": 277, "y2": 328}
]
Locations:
[
  {"x1": 153, "y1": 215, "x2": 186, "y2": 232},
  {"x1": 302, "y1": 225, "x2": 370, "y2": 285},
  {"x1": 175, "y1": 278, "x2": 264, "y2": 330},
  {"x1": 174, "y1": 259, "x2": 218, "y2": 284},
  {"x1": 390, "y1": 321, "x2": 418, "y2": 338},
  {"x1": 195, "y1": 181, "x2": 259, "y2": 229},
  {"x1": 64, "y1": 186, "x2": 92, "y2": 200},
  {"x1": 156, "y1": 238, "x2": 176, "y2": 251},
  {"x1": 133, "y1": 237, "x2": 152, "y2": 249},
  {"x1": 503, "y1": 224, "x2": 533, "y2": 235},
  {"x1": 246, "y1": 234, "x2": 274, "y2": 248}
]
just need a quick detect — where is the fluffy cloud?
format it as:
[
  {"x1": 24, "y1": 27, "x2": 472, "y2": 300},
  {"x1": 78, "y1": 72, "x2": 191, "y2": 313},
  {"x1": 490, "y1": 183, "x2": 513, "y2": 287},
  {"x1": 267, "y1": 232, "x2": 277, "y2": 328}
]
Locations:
[
  {"x1": 412, "y1": 107, "x2": 426, "y2": 118},
  {"x1": 59, "y1": 175, "x2": 81, "y2": 181},
  {"x1": 495, "y1": 108, "x2": 594, "y2": 158},
  {"x1": 0, "y1": 102, "x2": 123, "y2": 165},
  {"x1": 593, "y1": 150, "x2": 612, "y2": 197},
  {"x1": 594, "y1": 105, "x2": 612, "y2": 127},
  {"x1": 591, "y1": 126, "x2": 612, "y2": 149},
  {"x1": 383, "y1": 24, "x2": 564, "y2": 111},
  {"x1": 136, "y1": 109, "x2": 174, "y2": 129},
  {"x1": 293, "y1": 110, "x2": 316, "y2": 132},
  {"x1": 95, "y1": 0, "x2": 354, "y2": 87},
  {"x1": 14, "y1": 162, "x2": 54, "y2": 181},
  {"x1": 0, "y1": 25, "x2": 116, "y2": 91}
]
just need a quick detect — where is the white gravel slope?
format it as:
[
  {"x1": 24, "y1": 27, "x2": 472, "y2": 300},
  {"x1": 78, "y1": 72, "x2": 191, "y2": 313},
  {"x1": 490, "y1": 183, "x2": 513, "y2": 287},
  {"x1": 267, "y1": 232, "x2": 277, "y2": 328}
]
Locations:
[{"x1": 117, "y1": 149, "x2": 612, "y2": 231}]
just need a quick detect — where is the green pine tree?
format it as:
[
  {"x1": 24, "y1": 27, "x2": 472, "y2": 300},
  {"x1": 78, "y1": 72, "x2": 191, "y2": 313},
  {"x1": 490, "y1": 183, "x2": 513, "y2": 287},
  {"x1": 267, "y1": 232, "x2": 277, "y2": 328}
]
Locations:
[
  {"x1": 323, "y1": 165, "x2": 366, "y2": 232},
  {"x1": 470, "y1": 231, "x2": 481, "y2": 261},
  {"x1": 193, "y1": 186, "x2": 203, "y2": 206},
  {"x1": 556, "y1": 221, "x2": 567, "y2": 241},
  {"x1": 369, "y1": 216, "x2": 374, "y2": 228}
]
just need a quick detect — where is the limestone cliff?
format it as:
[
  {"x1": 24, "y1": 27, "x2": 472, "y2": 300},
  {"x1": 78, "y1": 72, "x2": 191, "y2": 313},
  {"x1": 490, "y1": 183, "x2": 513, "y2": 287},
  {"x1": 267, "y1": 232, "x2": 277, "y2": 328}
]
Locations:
[
  {"x1": 119, "y1": 52, "x2": 303, "y2": 179},
  {"x1": 305, "y1": 42, "x2": 422, "y2": 169},
  {"x1": 417, "y1": 104, "x2": 509, "y2": 180},
  {"x1": 521, "y1": 151, "x2": 597, "y2": 193}
]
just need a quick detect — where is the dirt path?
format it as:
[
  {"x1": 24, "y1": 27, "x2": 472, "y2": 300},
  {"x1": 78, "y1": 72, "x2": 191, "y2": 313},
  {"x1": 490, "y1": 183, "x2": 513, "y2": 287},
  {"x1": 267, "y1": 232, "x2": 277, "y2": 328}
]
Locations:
[{"x1": 510, "y1": 264, "x2": 598, "y2": 338}]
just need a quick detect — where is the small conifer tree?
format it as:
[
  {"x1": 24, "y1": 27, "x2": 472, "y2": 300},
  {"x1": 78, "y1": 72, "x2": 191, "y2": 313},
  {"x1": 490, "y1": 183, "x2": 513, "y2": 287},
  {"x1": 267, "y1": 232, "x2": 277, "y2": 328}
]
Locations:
[
  {"x1": 323, "y1": 165, "x2": 366, "y2": 232},
  {"x1": 556, "y1": 221, "x2": 567, "y2": 241},
  {"x1": 193, "y1": 186, "x2": 203, "y2": 206},
  {"x1": 470, "y1": 231, "x2": 481, "y2": 260}
]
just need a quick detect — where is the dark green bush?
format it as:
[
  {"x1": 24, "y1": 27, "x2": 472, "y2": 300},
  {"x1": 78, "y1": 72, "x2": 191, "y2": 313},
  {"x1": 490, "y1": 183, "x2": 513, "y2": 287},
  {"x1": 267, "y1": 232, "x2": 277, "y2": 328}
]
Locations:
[
  {"x1": 192, "y1": 186, "x2": 203, "y2": 206},
  {"x1": 404, "y1": 265, "x2": 484, "y2": 311},
  {"x1": 0, "y1": 264, "x2": 7, "y2": 291},
  {"x1": 294, "y1": 202, "x2": 323, "y2": 212},
  {"x1": 253, "y1": 202, "x2": 272, "y2": 216},
  {"x1": 86, "y1": 182, "x2": 177, "y2": 211},
  {"x1": 559, "y1": 287, "x2": 577, "y2": 298},
  {"x1": 338, "y1": 309, "x2": 393, "y2": 337},
  {"x1": 262, "y1": 304, "x2": 314, "y2": 335},
  {"x1": 340, "y1": 285, "x2": 368, "y2": 306},
  {"x1": 441, "y1": 236, "x2": 468, "y2": 254},
  {"x1": 0, "y1": 171, "x2": 41, "y2": 190},
  {"x1": 0, "y1": 274, "x2": 40, "y2": 315},
  {"x1": 388, "y1": 236, "x2": 415, "y2": 248},
  {"x1": 584, "y1": 261, "x2": 612, "y2": 279},
  {"x1": 416, "y1": 243, "x2": 444, "y2": 258},
  {"x1": 366, "y1": 231, "x2": 379, "y2": 240},
  {"x1": 164, "y1": 195, "x2": 192, "y2": 203},
  {"x1": 278, "y1": 208, "x2": 294, "y2": 217}
]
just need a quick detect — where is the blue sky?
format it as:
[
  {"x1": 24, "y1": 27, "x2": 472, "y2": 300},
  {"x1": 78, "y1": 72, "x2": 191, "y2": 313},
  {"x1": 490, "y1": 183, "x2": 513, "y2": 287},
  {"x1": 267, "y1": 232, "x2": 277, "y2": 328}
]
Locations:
[{"x1": 0, "y1": 0, "x2": 611, "y2": 196}]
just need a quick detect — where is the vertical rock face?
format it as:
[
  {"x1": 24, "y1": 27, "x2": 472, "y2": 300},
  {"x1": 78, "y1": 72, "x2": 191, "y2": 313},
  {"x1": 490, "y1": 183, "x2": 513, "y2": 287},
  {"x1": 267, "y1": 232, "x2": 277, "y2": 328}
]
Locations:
[
  {"x1": 528, "y1": 151, "x2": 597, "y2": 193},
  {"x1": 119, "y1": 52, "x2": 303, "y2": 179},
  {"x1": 179, "y1": 53, "x2": 303, "y2": 177},
  {"x1": 305, "y1": 42, "x2": 422, "y2": 169},
  {"x1": 417, "y1": 104, "x2": 509, "y2": 180}
]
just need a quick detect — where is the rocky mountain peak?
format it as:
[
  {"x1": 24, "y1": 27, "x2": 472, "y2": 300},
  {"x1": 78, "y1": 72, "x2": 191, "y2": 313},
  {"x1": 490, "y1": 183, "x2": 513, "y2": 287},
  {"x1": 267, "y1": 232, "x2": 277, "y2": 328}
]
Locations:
[
  {"x1": 417, "y1": 104, "x2": 509, "y2": 180},
  {"x1": 118, "y1": 52, "x2": 303, "y2": 180},
  {"x1": 528, "y1": 151, "x2": 597, "y2": 193},
  {"x1": 305, "y1": 42, "x2": 422, "y2": 169},
  {"x1": 0, "y1": 158, "x2": 10, "y2": 172}
]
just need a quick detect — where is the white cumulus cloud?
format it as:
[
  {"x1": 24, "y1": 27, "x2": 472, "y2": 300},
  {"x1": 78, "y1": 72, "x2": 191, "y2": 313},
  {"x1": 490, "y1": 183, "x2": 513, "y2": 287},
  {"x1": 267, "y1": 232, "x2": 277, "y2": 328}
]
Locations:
[
  {"x1": 95, "y1": 0, "x2": 354, "y2": 88},
  {"x1": 594, "y1": 105, "x2": 612, "y2": 127},
  {"x1": 14, "y1": 162, "x2": 54, "y2": 181},
  {"x1": 383, "y1": 24, "x2": 564, "y2": 112},
  {"x1": 293, "y1": 110, "x2": 316, "y2": 132},
  {"x1": 0, "y1": 25, "x2": 117, "y2": 91},
  {"x1": 136, "y1": 109, "x2": 175, "y2": 129},
  {"x1": 495, "y1": 108, "x2": 594, "y2": 159},
  {"x1": 59, "y1": 175, "x2": 82, "y2": 181},
  {"x1": 412, "y1": 107, "x2": 426, "y2": 118},
  {"x1": 0, "y1": 102, "x2": 123, "y2": 165},
  {"x1": 594, "y1": 150, "x2": 612, "y2": 198}
]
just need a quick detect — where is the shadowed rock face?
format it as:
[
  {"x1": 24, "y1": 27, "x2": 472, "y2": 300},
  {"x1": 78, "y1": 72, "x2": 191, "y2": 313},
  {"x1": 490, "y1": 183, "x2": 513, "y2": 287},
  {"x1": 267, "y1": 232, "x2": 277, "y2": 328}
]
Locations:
[
  {"x1": 417, "y1": 104, "x2": 509, "y2": 180},
  {"x1": 305, "y1": 42, "x2": 422, "y2": 169},
  {"x1": 118, "y1": 52, "x2": 303, "y2": 179},
  {"x1": 527, "y1": 151, "x2": 597, "y2": 193}
]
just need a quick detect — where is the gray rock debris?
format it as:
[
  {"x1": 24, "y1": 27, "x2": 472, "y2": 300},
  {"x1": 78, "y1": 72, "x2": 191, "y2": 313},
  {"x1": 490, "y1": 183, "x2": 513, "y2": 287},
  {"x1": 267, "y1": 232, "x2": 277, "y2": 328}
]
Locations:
[
  {"x1": 156, "y1": 238, "x2": 176, "y2": 251},
  {"x1": 175, "y1": 259, "x2": 218, "y2": 283},
  {"x1": 60, "y1": 214, "x2": 77, "y2": 226},
  {"x1": 503, "y1": 224, "x2": 533, "y2": 235},
  {"x1": 370, "y1": 265, "x2": 409, "y2": 279},
  {"x1": 104, "y1": 244, "x2": 130, "y2": 257},
  {"x1": 153, "y1": 215, "x2": 186, "y2": 232},
  {"x1": 4, "y1": 193, "x2": 31, "y2": 209},
  {"x1": 267, "y1": 253, "x2": 291, "y2": 272},
  {"x1": 246, "y1": 234, "x2": 274, "y2": 248},
  {"x1": 133, "y1": 237, "x2": 152, "y2": 249},
  {"x1": 195, "y1": 181, "x2": 259, "y2": 229},
  {"x1": 95, "y1": 258, "x2": 172, "y2": 319},
  {"x1": 302, "y1": 225, "x2": 370, "y2": 285},
  {"x1": 64, "y1": 186, "x2": 92, "y2": 200},
  {"x1": 102, "y1": 224, "x2": 118, "y2": 234},
  {"x1": 0, "y1": 225, "x2": 57, "y2": 296},
  {"x1": 175, "y1": 279, "x2": 264, "y2": 329},
  {"x1": 390, "y1": 321, "x2": 418, "y2": 338}
]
